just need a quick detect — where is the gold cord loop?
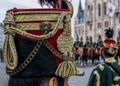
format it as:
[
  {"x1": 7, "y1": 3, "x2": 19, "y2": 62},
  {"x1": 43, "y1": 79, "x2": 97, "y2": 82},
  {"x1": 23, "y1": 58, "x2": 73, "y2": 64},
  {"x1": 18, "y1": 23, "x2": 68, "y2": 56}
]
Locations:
[{"x1": 7, "y1": 12, "x2": 67, "y2": 41}]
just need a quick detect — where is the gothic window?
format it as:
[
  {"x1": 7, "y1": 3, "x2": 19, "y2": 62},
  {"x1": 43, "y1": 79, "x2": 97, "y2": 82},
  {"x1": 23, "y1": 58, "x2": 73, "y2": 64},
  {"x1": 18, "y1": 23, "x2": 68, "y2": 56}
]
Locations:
[
  {"x1": 97, "y1": 22, "x2": 101, "y2": 28},
  {"x1": 75, "y1": 29, "x2": 77, "y2": 35},
  {"x1": 98, "y1": 4, "x2": 101, "y2": 16},
  {"x1": 104, "y1": 2, "x2": 106, "y2": 15},
  {"x1": 82, "y1": 29, "x2": 84, "y2": 35},
  {"x1": 119, "y1": 16, "x2": 120, "y2": 23},
  {"x1": 104, "y1": 21, "x2": 109, "y2": 27},
  {"x1": 90, "y1": 23, "x2": 92, "y2": 30}
]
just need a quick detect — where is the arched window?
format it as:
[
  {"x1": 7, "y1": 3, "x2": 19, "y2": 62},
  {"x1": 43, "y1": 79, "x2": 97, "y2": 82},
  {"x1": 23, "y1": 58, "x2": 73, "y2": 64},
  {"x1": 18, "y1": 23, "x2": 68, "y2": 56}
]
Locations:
[
  {"x1": 90, "y1": 23, "x2": 92, "y2": 30},
  {"x1": 104, "y1": 21, "x2": 109, "y2": 27},
  {"x1": 98, "y1": 4, "x2": 101, "y2": 16},
  {"x1": 119, "y1": 16, "x2": 120, "y2": 23},
  {"x1": 97, "y1": 22, "x2": 101, "y2": 28},
  {"x1": 79, "y1": 29, "x2": 81, "y2": 34},
  {"x1": 104, "y1": 2, "x2": 106, "y2": 15}
]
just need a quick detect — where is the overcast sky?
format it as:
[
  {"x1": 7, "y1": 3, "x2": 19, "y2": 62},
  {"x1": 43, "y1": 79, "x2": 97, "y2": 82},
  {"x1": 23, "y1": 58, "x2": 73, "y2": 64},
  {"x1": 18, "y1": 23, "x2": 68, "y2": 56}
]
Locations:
[{"x1": 0, "y1": 0, "x2": 85, "y2": 37}]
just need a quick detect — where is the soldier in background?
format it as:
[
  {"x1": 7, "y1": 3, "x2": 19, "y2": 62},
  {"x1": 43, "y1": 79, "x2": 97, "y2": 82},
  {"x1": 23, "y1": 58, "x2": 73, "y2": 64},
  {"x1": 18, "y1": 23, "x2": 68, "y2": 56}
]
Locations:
[
  {"x1": 96, "y1": 35, "x2": 103, "y2": 64},
  {"x1": 77, "y1": 37, "x2": 84, "y2": 66},
  {"x1": 93, "y1": 42, "x2": 99, "y2": 65},
  {"x1": 73, "y1": 35, "x2": 81, "y2": 63},
  {"x1": 88, "y1": 37, "x2": 95, "y2": 65},
  {"x1": 73, "y1": 35, "x2": 81, "y2": 48},
  {"x1": 73, "y1": 36, "x2": 84, "y2": 65},
  {"x1": 82, "y1": 36, "x2": 90, "y2": 67},
  {"x1": 87, "y1": 28, "x2": 120, "y2": 86},
  {"x1": 79, "y1": 37, "x2": 84, "y2": 47}
]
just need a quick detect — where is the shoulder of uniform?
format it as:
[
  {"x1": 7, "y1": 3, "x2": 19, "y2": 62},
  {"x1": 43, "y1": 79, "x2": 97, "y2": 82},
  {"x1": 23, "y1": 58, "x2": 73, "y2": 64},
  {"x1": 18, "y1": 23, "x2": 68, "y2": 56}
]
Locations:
[
  {"x1": 92, "y1": 64, "x2": 105, "y2": 76},
  {"x1": 94, "y1": 64, "x2": 105, "y2": 71}
]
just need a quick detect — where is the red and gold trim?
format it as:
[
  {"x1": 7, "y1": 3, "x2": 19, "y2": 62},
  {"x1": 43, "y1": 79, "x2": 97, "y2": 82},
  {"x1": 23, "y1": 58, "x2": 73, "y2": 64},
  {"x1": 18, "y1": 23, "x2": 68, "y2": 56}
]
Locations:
[{"x1": 103, "y1": 39, "x2": 118, "y2": 49}]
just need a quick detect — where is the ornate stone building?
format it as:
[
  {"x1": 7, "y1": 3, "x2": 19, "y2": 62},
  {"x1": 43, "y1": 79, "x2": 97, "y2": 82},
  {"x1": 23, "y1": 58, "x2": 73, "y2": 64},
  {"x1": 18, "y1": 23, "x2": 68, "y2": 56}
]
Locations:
[
  {"x1": 0, "y1": 23, "x2": 4, "y2": 49},
  {"x1": 74, "y1": 0, "x2": 120, "y2": 43}
]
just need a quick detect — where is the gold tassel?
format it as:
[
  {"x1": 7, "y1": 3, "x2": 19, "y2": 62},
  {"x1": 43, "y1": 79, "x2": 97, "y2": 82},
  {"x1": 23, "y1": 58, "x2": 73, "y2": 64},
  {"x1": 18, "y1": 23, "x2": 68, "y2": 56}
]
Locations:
[{"x1": 55, "y1": 60, "x2": 78, "y2": 78}]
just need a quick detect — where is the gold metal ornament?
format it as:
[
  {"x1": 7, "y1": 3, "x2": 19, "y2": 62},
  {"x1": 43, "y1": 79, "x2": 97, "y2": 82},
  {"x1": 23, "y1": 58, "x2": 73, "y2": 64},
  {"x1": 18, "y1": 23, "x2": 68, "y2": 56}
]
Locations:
[
  {"x1": 40, "y1": 22, "x2": 52, "y2": 34},
  {"x1": 57, "y1": 34, "x2": 73, "y2": 57},
  {"x1": 57, "y1": 15, "x2": 74, "y2": 58}
]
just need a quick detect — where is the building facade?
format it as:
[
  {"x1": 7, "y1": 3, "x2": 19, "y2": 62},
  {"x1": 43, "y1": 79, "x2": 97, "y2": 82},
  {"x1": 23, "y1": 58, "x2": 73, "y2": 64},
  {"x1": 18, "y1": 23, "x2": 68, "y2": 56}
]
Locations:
[
  {"x1": 0, "y1": 23, "x2": 4, "y2": 49},
  {"x1": 74, "y1": 0, "x2": 120, "y2": 43}
]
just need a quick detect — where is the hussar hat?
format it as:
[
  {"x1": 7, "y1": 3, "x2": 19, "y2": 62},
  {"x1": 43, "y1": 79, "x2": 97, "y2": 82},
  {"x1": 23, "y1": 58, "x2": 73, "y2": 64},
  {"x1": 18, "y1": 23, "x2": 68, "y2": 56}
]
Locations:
[
  {"x1": 103, "y1": 27, "x2": 118, "y2": 55},
  {"x1": 3, "y1": 0, "x2": 84, "y2": 78}
]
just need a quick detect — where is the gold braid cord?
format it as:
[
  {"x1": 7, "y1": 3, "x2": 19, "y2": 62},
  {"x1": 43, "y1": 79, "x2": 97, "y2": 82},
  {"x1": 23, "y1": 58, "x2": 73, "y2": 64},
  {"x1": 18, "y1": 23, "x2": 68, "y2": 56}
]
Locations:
[
  {"x1": 43, "y1": 41, "x2": 73, "y2": 60},
  {"x1": 10, "y1": 12, "x2": 67, "y2": 41},
  {"x1": 3, "y1": 12, "x2": 18, "y2": 70},
  {"x1": 3, "y1": 34, "x2": 18, "y2": 70}
]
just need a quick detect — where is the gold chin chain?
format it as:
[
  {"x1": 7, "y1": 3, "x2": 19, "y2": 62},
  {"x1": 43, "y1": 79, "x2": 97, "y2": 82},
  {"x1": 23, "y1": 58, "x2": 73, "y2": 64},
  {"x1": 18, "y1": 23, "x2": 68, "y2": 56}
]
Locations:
[{"x1": 43, "y1": 41, "x2": 73, "y2": 61}]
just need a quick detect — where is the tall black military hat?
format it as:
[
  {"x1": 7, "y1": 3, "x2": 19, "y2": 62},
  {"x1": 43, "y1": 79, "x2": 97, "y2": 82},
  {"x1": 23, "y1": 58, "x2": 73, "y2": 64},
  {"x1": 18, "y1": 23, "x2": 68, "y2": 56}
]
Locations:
[{"x1": 3, "y1": 0, "x2": 83, "y2": 78}]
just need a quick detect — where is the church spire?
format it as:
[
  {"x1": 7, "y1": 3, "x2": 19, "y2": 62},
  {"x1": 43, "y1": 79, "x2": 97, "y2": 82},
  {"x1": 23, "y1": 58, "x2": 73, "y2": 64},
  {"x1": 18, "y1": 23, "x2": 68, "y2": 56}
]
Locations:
[
  {"x1": 78, "y1": 0, "x2": 82, "y2": 11},
  {"x1": 77, "y1": 0, "x2": 84, "y2": 23}
]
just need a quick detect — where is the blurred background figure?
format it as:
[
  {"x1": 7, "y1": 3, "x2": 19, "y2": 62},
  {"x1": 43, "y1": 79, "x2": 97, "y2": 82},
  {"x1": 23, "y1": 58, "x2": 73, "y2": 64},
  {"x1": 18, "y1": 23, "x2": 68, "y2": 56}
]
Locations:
[{"x1": 87, "y1": 27, "x2": 120, "y2": 86}]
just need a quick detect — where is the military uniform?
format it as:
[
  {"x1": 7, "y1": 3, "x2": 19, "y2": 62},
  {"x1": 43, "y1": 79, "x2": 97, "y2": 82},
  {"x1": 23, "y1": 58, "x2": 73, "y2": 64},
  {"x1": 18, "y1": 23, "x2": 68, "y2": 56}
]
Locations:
[
  {"x1": 87, "y1": 58, "x2": 120, "y2": 86},
  {"x1": 97, "y1": 37, "x2": 103, "y2": 55},
  {"x1": 87, "y1": 28, "x2": 120, "y2": 86}
]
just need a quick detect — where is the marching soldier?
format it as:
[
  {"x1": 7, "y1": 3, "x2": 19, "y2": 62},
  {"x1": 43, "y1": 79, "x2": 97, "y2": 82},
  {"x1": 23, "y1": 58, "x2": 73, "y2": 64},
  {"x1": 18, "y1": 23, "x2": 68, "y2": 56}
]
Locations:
[
  {"x1": 93, "y1": 42, "x2": 100, "y2": 65},
  {"x1": 96, "y1": 35, "x2": 103, "y2": 55},
  {"x1": 84, "y1": 36, "x2": 91, "y2": 48},
  {"x1": 78, "y1": 37, "x2": 84, "y2": 65},
  {"x1": 89, "y1": 36, "x2": 93, "y2": 47},
  {"x1": 3, "y1": 0, "x2": 84, "y2": 86},
  {"x1": 73, "y1": 35, "x2": 81, "y2": 48},
  {"x1": 88, "y1": 37, "x2": 95, "y2": 65},
  {"x1": 82, "y1": 36, "x2": 91, "y2": 67},
  {"x1": 87, "y1": 28, "x2": 120, "y2": 86},
  {"x1": 96, "y1": 35, "x2": 103, "y2": 63},
  {"x1": 73, "y1": 36, "x2": 84, "y2": 64},
  {"x1": 79, "y1": 36, "x2": 84, "y2": 47},
  {"x1": 73, "y1": 35, "x2": 81, "y2": 63}
]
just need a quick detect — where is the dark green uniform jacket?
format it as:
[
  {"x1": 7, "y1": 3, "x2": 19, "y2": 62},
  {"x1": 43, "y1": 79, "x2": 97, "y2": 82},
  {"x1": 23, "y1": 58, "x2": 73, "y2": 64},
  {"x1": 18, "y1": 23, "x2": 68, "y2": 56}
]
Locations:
[{"x1": 87, "y1": 58, "x2": 120, "y2": 86}]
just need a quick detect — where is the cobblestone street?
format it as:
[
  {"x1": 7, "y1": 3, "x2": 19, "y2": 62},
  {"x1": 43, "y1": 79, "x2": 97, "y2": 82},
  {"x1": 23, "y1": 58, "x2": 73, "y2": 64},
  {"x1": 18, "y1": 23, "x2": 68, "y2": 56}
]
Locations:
[{"x1": 0, "y1": 62, "x2": 94, "y2": 86}]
